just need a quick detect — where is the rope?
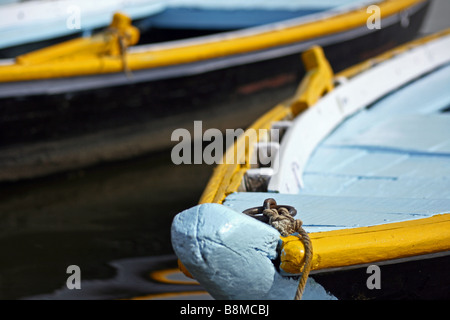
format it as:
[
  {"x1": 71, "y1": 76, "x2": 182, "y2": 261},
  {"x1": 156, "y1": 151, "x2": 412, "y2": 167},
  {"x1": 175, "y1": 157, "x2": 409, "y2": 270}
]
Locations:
[
  {"x1": 117, "y1": 33, "x2": 133, "y2": 79},
  {"x1": 105, "y1": 26, "x2": 133, "y2": 78},
  {"x1": 262, "y1": 206, "x2": 313, "y2": 300}
]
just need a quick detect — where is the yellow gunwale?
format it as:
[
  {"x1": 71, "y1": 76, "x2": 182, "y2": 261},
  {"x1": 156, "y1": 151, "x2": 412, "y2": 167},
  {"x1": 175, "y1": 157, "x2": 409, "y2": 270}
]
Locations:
[
  {"x1": 0, "y1": 0, "x2": 425, "y2": 82},
  {"x1": 198, "y1": 28, "x2": 450, "y2": 272},
  {"x1": 281, "y1": 214, "x2": 450, "y2": 273}
]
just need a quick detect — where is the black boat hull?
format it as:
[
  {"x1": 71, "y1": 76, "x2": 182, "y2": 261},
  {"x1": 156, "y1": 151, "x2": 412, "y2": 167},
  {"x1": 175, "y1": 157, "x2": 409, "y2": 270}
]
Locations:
[
  {"x1": 312, "y1": 253, "x2": 450, "y2": 300},
  {"x1": 0, "y1": 1, "x2": 430, "y2": 181}
]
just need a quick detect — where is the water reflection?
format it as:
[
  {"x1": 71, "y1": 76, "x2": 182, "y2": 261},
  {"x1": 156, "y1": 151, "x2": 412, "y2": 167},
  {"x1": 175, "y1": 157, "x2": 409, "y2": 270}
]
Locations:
[
  {"x1": 25, "y1": 255, "x2": 212, "y2": 300},
  {"x1": 0, "y1": 150, "x2": 212, "y2": 299}
]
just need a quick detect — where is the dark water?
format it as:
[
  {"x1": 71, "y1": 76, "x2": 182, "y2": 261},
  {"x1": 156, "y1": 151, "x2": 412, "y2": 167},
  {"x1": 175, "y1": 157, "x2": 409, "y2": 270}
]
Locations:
[{"x1": 0, "y1": 149, "x2": 213, "y2": 299}]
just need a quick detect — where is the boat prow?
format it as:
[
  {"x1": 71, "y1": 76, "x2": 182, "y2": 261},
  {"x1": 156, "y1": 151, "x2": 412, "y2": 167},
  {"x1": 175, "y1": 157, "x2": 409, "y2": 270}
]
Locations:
[
  {"x1": 171, "y1": 203, "x2": 336, "y2": 300},
  {"x1": 172, "y1": 29, "x2": 450, "y2": 300}
]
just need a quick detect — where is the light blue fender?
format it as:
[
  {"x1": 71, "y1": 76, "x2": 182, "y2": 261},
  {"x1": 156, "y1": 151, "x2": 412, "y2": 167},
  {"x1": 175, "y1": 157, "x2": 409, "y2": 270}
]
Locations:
[{"x1": 171, "y1": 203, "x2": 336, "y2": 300}]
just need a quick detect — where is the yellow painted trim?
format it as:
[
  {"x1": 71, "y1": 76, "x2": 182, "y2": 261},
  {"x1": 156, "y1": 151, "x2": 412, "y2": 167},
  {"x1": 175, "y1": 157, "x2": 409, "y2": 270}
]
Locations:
[
  {"x1": 198, "y1": 102, "x2": 293, "y2": 204},
  {"x1": 16, "y1": 13, "x2": 140, "y2": 66},
  {"x1": 290, "y1": 46, "x2": 334, "y2": 116},
  {"x1": 0, "y1": 0, "x2": 425, "y2": 82},
  {"x1": 280, "y1": 214, "x2": 450, "y2": 273}
]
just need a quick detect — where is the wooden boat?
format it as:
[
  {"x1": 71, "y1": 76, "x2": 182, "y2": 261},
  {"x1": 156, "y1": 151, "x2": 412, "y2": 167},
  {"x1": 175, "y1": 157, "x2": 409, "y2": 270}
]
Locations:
[
  {"x1": 0, "y1": 0, "x2": 431, "y2": 181},
  {"x1": 171, "y1": 29, "x2": 450, "y2": 300}
]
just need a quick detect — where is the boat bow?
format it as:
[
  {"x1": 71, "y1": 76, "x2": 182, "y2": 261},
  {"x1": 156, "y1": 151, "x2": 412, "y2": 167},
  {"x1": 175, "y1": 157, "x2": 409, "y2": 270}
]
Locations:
[{"x1": 171, "y1": 202, "x2": 336, "y2": 300}]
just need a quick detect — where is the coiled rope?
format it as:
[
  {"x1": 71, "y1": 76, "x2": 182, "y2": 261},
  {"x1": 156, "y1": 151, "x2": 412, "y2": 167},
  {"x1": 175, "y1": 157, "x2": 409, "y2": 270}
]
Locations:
[{"x1": 243, "y1": 198, "x2": 313, "y2": 300}]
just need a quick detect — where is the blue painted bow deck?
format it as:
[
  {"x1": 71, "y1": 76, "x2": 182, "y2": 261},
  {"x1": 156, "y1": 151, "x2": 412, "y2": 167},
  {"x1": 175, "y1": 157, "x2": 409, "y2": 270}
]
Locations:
[{"x1": 223, "y1": 63, "x2": 450, "y2": 233}]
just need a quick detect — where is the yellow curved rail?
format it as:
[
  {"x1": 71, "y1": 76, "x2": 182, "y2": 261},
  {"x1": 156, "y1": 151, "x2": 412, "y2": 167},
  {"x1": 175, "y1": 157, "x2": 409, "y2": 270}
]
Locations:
[
  {"x1": 199, "y1": 45, "x2": 334, "y2": 204},
  {"x1": 0, "y1": 0, "x2": 425, "y2": 82}
]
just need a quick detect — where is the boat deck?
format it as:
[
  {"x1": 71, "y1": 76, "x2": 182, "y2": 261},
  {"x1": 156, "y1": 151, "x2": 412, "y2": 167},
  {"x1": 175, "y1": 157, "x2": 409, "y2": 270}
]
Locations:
[{"x1": 224, "y1": 63, "x2": 450, "y2": 233}]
